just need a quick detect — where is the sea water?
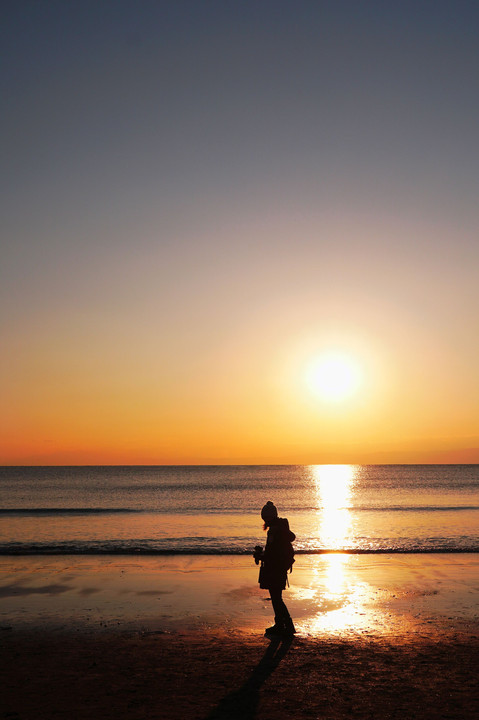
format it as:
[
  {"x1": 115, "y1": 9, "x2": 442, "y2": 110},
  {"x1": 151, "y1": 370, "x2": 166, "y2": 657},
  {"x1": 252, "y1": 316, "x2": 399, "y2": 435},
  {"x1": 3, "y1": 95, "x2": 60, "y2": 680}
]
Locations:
[{"x1": 0, "y1": 465, "x2": 478, "y2": 554}]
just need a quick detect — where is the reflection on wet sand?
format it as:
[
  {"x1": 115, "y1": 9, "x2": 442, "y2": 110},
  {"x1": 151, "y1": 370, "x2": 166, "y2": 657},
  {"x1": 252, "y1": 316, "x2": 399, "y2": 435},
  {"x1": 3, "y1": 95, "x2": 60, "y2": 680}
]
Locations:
[
  {"x1": 295, "y1": 553, "x2": 380, "y2": 635},
  {"x1": 0, "y1": 582, "x2": 73, "y2": 598}
]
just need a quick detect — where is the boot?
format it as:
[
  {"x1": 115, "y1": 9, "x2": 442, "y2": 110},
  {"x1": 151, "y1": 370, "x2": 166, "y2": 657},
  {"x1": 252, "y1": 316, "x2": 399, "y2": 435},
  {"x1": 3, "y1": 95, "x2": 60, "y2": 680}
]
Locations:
[{"x1": 265, "y1": 619, "x2": 284, "y2": 635}]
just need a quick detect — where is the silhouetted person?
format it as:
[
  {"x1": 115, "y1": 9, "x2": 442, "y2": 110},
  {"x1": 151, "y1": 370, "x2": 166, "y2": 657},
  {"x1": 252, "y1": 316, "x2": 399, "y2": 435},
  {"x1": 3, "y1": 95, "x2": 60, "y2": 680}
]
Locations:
[{"x1": 253, "y1": 501, "x2": 296, "y2": 635}]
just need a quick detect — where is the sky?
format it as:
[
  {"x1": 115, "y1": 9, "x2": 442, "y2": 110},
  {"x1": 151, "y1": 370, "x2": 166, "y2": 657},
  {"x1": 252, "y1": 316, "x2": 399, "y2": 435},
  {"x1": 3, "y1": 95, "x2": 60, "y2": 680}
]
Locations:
[{"x1": 1, "y1": 0, "x2": 478, "y2": 465}]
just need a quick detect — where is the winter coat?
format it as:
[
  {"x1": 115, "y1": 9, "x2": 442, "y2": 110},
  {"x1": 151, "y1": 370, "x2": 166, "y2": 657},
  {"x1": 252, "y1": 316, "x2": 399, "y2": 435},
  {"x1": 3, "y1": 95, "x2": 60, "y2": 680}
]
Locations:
[{"x1": 258, "y1": 517, "x2": 295, "y2": 590}]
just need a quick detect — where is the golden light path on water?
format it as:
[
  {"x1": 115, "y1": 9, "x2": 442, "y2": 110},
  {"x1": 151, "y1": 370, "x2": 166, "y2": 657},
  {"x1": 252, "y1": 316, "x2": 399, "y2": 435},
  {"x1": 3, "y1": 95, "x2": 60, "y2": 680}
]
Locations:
[
  {"x1": 293, "y1": 465, "x2": 391, "y2": 635},
  {"x1": 313, "y1": 464, "x2": 355, "y2": 550}
]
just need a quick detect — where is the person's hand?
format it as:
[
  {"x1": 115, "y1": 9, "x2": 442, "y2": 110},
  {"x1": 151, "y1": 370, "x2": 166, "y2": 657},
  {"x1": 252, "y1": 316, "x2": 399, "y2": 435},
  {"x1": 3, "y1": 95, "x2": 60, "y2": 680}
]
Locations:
[{"x1": 253, "y1": 545, "x2": 263, "y2": 565}]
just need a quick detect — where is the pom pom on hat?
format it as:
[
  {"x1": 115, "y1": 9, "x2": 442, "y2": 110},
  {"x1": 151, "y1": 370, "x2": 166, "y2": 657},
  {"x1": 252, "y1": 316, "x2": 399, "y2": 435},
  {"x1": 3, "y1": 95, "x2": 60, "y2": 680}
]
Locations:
[{"x1": 261, "y1": 501, "x2": 278, "y2": 520}]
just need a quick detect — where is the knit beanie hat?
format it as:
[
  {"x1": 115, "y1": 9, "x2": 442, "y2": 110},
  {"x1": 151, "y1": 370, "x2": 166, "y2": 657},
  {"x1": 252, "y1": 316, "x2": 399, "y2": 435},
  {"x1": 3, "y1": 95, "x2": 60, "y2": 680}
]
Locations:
[{"x1": 261, "y1": 501, "x2": 278, "y2": 521}]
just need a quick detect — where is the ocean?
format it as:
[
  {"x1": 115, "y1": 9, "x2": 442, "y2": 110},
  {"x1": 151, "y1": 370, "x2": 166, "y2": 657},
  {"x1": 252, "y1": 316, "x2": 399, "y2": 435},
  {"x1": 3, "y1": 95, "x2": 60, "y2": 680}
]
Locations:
[{"x1": 1, "y1": 465, "x2": 478, "y2": 555}]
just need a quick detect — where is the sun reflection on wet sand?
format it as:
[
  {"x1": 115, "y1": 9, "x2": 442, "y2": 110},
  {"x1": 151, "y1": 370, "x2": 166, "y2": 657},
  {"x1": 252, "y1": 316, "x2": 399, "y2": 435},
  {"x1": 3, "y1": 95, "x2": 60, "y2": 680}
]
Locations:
[
  {"x1": 292, "y1": 554, "x2": 396, "y2": 637},
  {"x1": 300, "y1": 555, "x2": 369, "y2": 634},
  {"x1": 324, "y1": 552, "x2": 348, "y2": 596}
]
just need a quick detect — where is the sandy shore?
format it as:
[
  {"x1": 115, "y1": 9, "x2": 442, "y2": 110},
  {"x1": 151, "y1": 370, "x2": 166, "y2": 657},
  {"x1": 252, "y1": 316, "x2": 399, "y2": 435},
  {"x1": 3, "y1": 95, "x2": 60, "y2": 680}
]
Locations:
[
  {"x1": 1, "y1": 554, "x2": 479, "y2": 718},
  {"x1": 3, "y1": 628, "x2": 479, "y2": 719}
]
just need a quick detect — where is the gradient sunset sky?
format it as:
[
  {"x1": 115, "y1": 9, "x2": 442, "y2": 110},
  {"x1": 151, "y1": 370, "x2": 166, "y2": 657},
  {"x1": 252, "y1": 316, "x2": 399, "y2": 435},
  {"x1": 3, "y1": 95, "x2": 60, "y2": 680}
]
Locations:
[{"x1": 2, "y1": 1, "x2": 478, "y2": 464}]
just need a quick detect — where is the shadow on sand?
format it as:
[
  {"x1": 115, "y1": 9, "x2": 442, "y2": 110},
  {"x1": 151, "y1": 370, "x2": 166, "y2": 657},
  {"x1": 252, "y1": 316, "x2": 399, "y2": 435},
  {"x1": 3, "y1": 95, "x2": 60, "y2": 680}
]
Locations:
[{"x1": 205, "y1": 634, "x2": 293, "y2": 720}]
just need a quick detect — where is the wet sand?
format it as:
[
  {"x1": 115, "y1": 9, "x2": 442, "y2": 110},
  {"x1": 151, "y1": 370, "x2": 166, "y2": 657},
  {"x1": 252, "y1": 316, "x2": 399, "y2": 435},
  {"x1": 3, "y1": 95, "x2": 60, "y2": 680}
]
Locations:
[{"x1": 1, "y1": 554, "x2": 479, "y2": 719}]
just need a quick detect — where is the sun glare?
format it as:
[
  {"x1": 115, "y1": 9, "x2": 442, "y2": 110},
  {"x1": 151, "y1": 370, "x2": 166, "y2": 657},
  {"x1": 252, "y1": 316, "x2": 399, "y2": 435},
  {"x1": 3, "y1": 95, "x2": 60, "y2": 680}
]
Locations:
[{"x1": 306, "y1": 352, "x2": 361, "y2": 402}]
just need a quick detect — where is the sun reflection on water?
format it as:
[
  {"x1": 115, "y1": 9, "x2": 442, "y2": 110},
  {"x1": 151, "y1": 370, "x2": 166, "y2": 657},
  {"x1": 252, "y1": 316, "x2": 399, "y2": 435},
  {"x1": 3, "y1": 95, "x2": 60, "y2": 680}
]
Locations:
[{"x1": 311, "y1": 464, "x2": 356, "y2": 550}]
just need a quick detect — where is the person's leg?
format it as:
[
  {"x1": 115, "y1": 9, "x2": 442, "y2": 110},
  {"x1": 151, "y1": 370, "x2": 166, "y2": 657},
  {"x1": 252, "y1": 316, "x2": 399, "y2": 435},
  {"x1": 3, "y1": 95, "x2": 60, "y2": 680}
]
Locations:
[
  {"x1": 268, "y1": 588, "x2": 290, "y2": 626},
  {"x1": 268, "y1": 587, "x2": 282, "y2": 627},
  {"x1": 268, "y1": 587, "x2": 296, "y2": 634}
]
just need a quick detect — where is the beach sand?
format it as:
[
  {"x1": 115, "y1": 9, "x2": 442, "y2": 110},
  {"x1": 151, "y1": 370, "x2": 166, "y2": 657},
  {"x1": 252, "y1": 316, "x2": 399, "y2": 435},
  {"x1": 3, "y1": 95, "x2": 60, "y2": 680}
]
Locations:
[{"x1": 1, "y1": 554, "x2": 479, "y2": 719}]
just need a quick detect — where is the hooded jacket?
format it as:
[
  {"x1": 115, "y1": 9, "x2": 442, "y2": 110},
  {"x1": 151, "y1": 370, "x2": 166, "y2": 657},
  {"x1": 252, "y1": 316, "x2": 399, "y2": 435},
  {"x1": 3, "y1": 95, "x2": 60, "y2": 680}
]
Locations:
[{"x1": 259, "y1": 517, "x2": 296, "y2": 590}]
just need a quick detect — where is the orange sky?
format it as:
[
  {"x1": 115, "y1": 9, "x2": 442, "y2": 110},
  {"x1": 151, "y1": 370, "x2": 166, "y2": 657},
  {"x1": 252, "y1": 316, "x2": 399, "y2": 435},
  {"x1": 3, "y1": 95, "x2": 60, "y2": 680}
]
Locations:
[
  {"x1": 1, "y1": 3, "x2": 479, "y2": 465},
  {"x1": 2, "y1": 295, "x2": 478, "y2": 464}
]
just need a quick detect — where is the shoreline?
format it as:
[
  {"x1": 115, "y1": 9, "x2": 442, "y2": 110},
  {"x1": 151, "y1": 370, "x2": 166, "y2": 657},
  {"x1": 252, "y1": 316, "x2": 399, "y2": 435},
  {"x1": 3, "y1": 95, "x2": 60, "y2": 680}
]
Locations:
[{"x1": 3, "y1": 546, "x2": 479, "y2": 554}]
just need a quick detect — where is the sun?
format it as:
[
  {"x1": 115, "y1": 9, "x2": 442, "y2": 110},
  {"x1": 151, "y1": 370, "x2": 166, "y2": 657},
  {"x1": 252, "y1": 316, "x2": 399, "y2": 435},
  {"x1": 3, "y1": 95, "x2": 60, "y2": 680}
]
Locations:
[{"x1": 306, "y1": 352, "x2": 361, "y2": 402}]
